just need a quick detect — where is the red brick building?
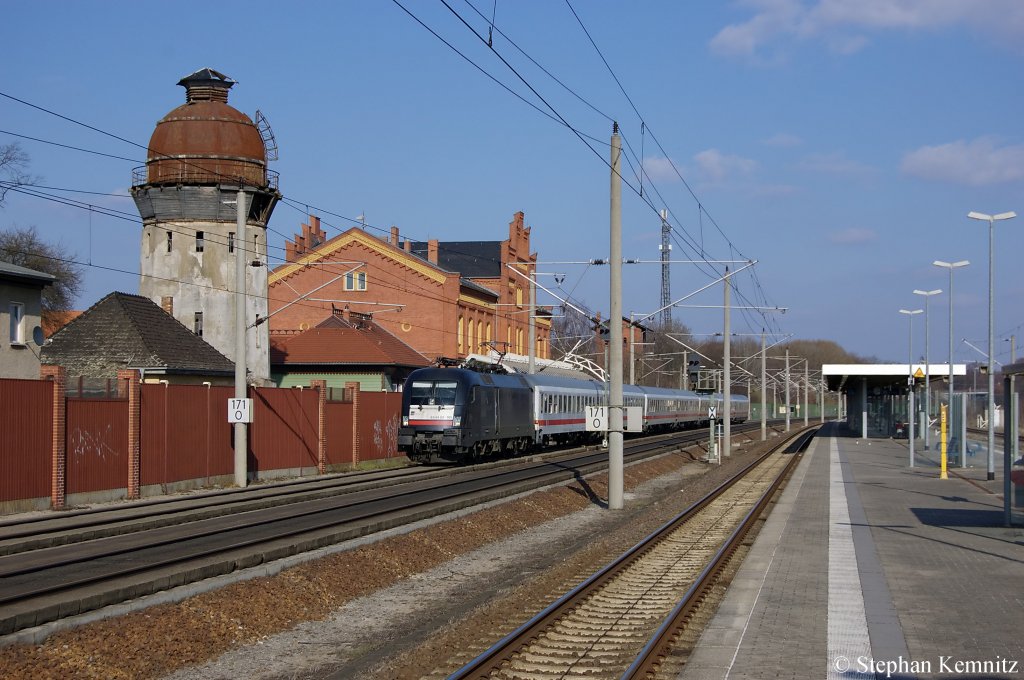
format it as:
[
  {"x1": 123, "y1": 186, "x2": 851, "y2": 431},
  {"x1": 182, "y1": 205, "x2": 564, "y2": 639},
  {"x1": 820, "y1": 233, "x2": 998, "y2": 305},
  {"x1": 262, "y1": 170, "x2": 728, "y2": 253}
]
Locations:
[{"x1": 267, "y1": 212, "x2": 550, "y2": 363}]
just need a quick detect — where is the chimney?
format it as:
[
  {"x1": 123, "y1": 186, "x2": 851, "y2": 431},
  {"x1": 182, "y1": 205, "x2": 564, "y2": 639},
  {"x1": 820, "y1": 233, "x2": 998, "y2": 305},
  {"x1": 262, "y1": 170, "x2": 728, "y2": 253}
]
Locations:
[
  {"x1": 177, "y1": 68, "x2": 235, "y2": 104},
  {"x1": 390, "y1": 226, "x2": 399, "y2": 246},
  {"x1": 403, "y1": 239, "x2": 412, "y2": 253},
  {"x1": 161, "y1": 296, "x2": 174, "y2": 315},
  {"x1": 427, "y1": 239, "x2": 439, "y2": 265}
]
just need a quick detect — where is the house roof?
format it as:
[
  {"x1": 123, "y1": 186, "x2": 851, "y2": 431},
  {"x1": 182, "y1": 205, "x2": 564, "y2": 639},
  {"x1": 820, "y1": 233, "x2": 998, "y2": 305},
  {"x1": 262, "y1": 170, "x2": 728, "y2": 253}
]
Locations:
[
  {"x1": 0, "y1": 261, "x2": 56, "y2": 287},
  {"x1": 270, "y1": 313, "x2": 431, "y2": 368},
  {"x1": 409, "y1": 240, "x2": 503, "y2": 278},
  {"x1": 41, "y1": 292, "x2": 234, "y2": 376}
]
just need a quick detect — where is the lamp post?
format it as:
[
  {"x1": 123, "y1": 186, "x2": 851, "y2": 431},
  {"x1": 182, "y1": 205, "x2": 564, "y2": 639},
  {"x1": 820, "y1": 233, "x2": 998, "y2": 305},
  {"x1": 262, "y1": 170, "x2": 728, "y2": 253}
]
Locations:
[
  {"x1": 913, "y1": 289, "x2": 942, "y2": 450},
  {"x1": 968, "y1": 210, "x2": 1017, "y2": 480},
  {"x1": 933, "y1": 260, "x2": 968, "y2": 462},
  {"x1": 900, "y1": 308, "x2": 923, "y2": 467}
]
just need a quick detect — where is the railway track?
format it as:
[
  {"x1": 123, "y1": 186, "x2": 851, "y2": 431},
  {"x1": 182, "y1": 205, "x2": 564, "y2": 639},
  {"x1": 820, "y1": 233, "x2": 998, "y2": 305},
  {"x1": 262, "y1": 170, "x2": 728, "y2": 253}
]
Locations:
[
  {"x1": 0, "y1": 423, "x2": 771, "y2": 638},
  {"x1": 451, "y1": 427, "x2": 815, "y2": 680}
]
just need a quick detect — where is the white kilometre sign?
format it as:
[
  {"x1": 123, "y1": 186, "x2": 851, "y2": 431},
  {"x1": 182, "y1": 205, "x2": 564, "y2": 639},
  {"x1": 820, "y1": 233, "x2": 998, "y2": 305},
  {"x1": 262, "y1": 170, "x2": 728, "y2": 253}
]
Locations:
[
  {"x1": 586, "y1": 405, "x2": 608, "y2": 432},
  {"x1": 228, "y1": 398, "x2": 253, "y2": 424},
  {"x1": 625, "y1": 406, "x2": 643, "y2": 433}
]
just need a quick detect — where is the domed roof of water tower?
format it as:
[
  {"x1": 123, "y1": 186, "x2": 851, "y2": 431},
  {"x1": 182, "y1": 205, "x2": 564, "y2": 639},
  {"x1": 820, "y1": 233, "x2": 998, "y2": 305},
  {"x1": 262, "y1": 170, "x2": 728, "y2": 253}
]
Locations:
[{"x1": 141, "y1": 68, "x2": 270, "y2": 187}]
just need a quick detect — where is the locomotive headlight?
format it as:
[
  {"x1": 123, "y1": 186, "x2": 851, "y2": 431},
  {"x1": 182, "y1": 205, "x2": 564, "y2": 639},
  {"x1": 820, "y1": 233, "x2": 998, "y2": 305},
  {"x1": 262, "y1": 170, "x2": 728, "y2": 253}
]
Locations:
[
  {"x1": 453, "y1": 416, "x2": 462, "y2": 426},
  {"x1": 402, "y1": 416, "x2": 409, "y2": 426}
]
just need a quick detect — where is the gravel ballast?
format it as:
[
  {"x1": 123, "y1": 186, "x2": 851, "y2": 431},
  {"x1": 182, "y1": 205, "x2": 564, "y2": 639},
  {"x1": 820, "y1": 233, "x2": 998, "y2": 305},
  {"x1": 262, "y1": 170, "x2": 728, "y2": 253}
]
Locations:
[{"x1": 0, "y1": 430, "x2": 782, "y2": 679}]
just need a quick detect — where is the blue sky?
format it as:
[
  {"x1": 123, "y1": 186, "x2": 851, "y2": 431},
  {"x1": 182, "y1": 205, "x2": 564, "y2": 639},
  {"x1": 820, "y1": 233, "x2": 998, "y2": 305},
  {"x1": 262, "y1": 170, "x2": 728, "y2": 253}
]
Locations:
[{"x1": 2, "y1": 1, "x2": 1022, "y2": 364}]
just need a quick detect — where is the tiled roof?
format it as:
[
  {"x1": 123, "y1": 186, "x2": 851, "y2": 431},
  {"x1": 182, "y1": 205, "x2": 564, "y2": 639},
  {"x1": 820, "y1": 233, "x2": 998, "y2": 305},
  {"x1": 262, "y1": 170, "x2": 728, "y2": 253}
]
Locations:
[
  {"x1": 270, "y1": 316, "x2": 430, "y2": 368},
  {"x1": 41, "y1": 292, "x2": 234, "y2": 377}
]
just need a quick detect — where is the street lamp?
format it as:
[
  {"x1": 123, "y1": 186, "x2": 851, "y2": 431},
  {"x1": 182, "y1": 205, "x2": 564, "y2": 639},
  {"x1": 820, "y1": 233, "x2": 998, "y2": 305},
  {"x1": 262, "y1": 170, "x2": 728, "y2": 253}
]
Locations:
[
  {"x1": 913, "y1": 289, "x2": 942, "y2": 450},
  {"x1": 967, "y1": 210, "x2": 1017, "y2": 480},
  {"x1": 933, "y1": 260, "x2": 969, "y2": 465},
  {"x1": 900, "y1": 308, "x2": 923, "y2": 467}
]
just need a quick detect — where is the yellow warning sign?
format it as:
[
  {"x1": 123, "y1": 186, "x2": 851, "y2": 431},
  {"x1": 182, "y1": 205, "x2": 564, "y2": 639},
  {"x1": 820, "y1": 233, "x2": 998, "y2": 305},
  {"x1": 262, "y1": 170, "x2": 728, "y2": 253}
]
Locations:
[{"x1": 913, "y1": 368, "x2": 924, "y2": 378}]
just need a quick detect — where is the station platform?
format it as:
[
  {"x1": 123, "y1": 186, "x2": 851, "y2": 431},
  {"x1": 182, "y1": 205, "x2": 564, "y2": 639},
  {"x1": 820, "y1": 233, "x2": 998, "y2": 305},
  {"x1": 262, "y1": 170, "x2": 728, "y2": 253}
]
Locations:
[{"x1": 680, "y1": 422, "x2": 1024, "y2": 680}]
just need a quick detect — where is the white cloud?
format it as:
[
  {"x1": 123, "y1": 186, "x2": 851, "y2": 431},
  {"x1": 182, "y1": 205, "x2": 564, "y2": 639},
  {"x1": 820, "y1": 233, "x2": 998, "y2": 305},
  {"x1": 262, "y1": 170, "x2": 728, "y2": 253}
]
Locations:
[
  {"x1": 642, "y1": 156, "x2": 682, "y2": 183},
  {"x1": 694, "y1": 148, "x2": 757, "y2": 183},
  {"x1": 901, "y1": 137, "x2": 1024, "y2": 186},
  {"x1": 829, "y1": 227, "x2": 877, "y2": 245},
  {"x1": 710, "y1": 0, "x2": 1024, "y2": 59},
  {"x1": 763, "y1": 132, "x2": 802, "y2": 147}
]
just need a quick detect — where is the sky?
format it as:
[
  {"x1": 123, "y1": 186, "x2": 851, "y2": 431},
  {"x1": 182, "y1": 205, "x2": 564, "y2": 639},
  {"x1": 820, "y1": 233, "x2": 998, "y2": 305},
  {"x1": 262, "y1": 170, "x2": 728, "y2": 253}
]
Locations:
[{"x1": 2, "y1": 0, "x2": 1023, "y2": 365}]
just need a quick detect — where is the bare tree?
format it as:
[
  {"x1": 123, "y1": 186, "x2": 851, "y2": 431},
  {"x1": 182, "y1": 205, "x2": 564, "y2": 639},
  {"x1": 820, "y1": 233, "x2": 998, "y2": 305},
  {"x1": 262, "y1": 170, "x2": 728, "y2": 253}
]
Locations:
[
  {"x1": 0, "y1": 225, "x2": 83, "y2": 313},
  {"x1": 550, "y1": 306, "x2": 598, "y2": 361},
  {"x1": 0, "y1": 142, "x2": 38, "y2": 207}
]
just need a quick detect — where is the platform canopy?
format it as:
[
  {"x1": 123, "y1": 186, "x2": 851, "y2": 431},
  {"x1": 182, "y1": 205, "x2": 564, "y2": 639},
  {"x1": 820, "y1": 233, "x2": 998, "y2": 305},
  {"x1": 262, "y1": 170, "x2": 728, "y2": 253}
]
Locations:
[{"x1": 822, "y1": 363, "x2": 966, "y2": 393}]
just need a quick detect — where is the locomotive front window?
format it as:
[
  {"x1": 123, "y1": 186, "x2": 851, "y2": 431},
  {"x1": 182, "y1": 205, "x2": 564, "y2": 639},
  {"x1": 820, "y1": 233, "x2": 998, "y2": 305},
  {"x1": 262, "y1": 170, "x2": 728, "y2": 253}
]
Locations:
[{"x1": 409, "y1": 380, "x2": 460, "y2": 406}]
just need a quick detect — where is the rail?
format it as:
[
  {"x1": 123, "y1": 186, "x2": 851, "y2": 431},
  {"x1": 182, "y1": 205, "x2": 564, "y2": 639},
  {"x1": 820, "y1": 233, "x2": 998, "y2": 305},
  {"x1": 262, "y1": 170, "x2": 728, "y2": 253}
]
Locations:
[{"x1": 450, "y1": 425, "x2": 816, "y2": 679}]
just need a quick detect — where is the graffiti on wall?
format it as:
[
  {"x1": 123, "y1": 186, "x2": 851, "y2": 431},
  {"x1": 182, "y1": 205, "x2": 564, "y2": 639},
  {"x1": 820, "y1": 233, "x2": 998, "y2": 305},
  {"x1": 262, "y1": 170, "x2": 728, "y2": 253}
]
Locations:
[
  {"x1": 70, "y1": 424, "x2": 119, "y2": 462},
  {"x1": 371, "y1": 415, "x2": 399, "y2": 458}
]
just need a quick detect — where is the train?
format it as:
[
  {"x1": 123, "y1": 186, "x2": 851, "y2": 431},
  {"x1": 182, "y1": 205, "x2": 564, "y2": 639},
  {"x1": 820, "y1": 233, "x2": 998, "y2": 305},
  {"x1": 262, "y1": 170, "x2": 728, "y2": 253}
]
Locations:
[{"x1": 397, "y1": 363, "x2": 749, "y2": 464}]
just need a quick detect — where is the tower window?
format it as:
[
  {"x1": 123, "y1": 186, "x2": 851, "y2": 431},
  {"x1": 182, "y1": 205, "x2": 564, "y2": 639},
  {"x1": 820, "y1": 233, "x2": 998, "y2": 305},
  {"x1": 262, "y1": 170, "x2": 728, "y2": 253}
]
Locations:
[
  {"x1": 228, "y1": 232, "x2": 235, "y2": 253},
  {"x1": 195, "y1": 231, "x2": 204, "y2": 253},
  {"x1": 194, "y1": 312, "x2": 204, "y2": 337},
  {"x1": 9, "y1": 302, "x2": 25, "y2": 344},
  {"x1": 166, "y1": 231, "x2": 173, "y2": 253}
]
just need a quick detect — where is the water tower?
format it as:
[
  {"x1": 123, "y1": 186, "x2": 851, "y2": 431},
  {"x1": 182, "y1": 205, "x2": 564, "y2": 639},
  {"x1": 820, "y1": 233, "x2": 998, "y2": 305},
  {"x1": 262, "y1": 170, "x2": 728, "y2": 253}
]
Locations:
[{"x1": 131, "y1": 68, "x2": 280, "y2": 383}]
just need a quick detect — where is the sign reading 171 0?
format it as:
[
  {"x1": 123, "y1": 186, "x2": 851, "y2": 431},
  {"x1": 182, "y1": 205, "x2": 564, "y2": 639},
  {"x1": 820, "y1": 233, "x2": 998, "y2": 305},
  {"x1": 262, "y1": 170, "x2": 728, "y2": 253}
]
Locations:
[
  {"x1": 585, "y1": 405, "x2": 608, "y2": 432},
  {"x1": 228, "y1": 398, "x2": 253, "y2": 424}
]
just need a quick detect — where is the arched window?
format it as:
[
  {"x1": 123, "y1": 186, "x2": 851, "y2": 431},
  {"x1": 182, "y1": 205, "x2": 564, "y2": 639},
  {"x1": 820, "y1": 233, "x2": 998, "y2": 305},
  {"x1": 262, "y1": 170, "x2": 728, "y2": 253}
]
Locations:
[
  {"x1": 486, "y1": 322, "x2": 492, "y2": 344},
  {"x1": 477, "y1": 321, "x2": 484, "y2": 352},
  {"x1": 457, "y1": 316, "x2": 464, "y2": 354},
  {"x1": 467, "y1": 318, "x2": 475, "y2": 356},
  {"x1": 517, "y1": 328, "x2": 524, "y2": 354}
]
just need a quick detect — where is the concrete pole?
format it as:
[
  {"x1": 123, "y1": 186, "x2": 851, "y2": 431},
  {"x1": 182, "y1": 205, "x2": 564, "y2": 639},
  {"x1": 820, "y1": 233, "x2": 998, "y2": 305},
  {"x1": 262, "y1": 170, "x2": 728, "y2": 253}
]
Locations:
[
  {"x1": 528, "y1": 267, "x2": 536, "y2": 374},
  {"x1": 924, "y1": 295, "x2": 932, "y2": 451},
  {"x1": 987, "y1": 217, "x2": 996, "y2": 481},
  {"x1": 723, "y1": 268, "x2": 731, "y2": 456},
  {"x1": 785, "y1": 349, "x2": 791, "y2": 432},
  {"x1": 1005, "y1": 373, "x2": 1014, "y2": 526},
  {"x1": 948, "y1": 271, "x2": 955, "y2": 453},
  {"x1": 803, "y1": 360, "x2": 809, "y2": 426},
  {"x1": 906, "y1": 310, "x2": 916, "y2": 467},
  {"x1": 820, "y1": 377, "x2": 825, "y2": 424},
  {"x1": 861, "y1": 377, "x2": 868, "y2": 439},
  {"x1": 1011, "y1": 336, "x2": 1018, "y2": 464},
  {"x1": 760, "y1": 332, "x2": 766, "y2": 441},
  {"x1": 234, "y1": 189, "x2": 248, "y2": 488},
  {"x1": 608, "y1": 124, "x2": 624, "y2": 510}
]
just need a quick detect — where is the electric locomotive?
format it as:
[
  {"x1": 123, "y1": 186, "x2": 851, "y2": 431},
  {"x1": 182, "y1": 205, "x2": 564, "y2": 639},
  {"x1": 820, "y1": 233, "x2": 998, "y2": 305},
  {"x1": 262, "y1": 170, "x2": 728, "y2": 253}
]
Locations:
[{"x1": 397, "y1": 366, "x2": 535, "y2": 463}]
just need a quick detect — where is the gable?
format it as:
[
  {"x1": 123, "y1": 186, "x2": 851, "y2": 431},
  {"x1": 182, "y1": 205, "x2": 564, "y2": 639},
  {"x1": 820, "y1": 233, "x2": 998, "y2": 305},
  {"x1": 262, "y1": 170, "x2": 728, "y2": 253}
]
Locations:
[{"x1": 270, "y1": 229, "x2": 447, "y2": 287}]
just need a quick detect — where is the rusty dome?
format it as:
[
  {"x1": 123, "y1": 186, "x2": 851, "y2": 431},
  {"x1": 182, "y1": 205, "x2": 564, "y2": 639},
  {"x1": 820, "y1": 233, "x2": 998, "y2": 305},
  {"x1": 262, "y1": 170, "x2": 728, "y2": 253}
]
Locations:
[{"x1": 142, "y1": 68, "x2": 269, "y2": 187}]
